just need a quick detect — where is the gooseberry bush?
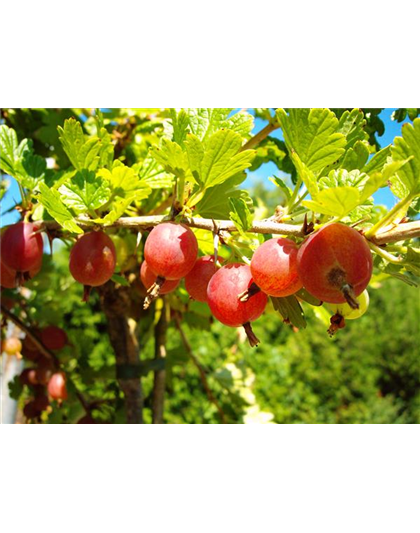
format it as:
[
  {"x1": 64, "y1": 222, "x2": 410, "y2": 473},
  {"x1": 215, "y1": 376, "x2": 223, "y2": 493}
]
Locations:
[{"x1": 1, "y1": 108, "x2": 419, "y2": 424}]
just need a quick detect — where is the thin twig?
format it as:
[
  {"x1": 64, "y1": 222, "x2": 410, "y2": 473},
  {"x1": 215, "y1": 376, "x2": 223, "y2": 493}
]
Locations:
[
  {"x1": 42, "y1": 215, "x2": 305, "y2": 237},
  {"x1": 240, "y1": 122, "x2": 280, "y2": 152},
  {"x1": 40, "y1": 214, "x2": 420, "y2": 244},
  {"x1": 174, "y1": 316, "x2": 227, "y2": 424},
  {"x1": 1, "y1": 305, "x2": 57, "y2": 364},
  {"x1": 369, "y1": 221, "x2": 420, "y2": 245}
]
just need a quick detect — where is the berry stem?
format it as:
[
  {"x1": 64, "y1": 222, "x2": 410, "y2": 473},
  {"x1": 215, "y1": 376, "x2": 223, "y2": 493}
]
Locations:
[
  {"x1": 82, "y1": 285, "x2": 92, "y2": 302},
  {"x1": 143, "y1": 276, "x2": 166, "y2": 309},
  {"x1": 341, "y1": 284, "x2": 359, "y2": 310},
  {"x1": 243, "y1": 322, "x2": 260, "y2": 347},
  {"x1": 238, "y1": 282, "x2": 262, "y2": 302},
  {"x1": 364, "y1": 193, "x2": 415, "y2": 239}
]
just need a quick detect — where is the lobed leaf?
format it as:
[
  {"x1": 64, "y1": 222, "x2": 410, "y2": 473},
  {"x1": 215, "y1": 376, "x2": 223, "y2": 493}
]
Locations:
[
  {"x1": 59, "y1": 170, "x2": 111, "y2": 214},
  {"x1": 38, "y1": 183, "x2": 83, "y2": 234},
  {"x1": 391, "y1": 118, "x2": 420, "y2": 196},
  {"x1": 200, "y1": 130, "x2": 255, "y2": 189},
  {"x1": 150, "y1": 138, "x2": 191, "y2": 180},
  {"x1": 276, "y1": 108, "x2": 346, "y2": 174},
  {"x1": 0, "y1": 125, "x2": 19, "y2": 175}
]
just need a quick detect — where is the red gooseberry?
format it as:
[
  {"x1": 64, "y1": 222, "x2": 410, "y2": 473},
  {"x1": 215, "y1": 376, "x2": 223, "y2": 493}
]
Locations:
[
  {"x1": 207, "y1": 263, "x2": 268, "y2": 347},
  {"x1": 297, "y1": 223, "x2": 373, "y2": 307},
  {"x1": 185, "y1": 256, "x2": 219, "y2": 303},
  {"x1": 69, "y1": 231, "x2": 116, "y2": 301},
  {"x1": 250, "y1": 238, "x2": 303, "y2": 298}
]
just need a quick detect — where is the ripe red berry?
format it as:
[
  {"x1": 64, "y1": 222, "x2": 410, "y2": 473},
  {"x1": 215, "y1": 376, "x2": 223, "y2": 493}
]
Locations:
[
  {"x1": 143, "y1": 223, "x2": 198, "y2": 307},
  {"x1": 47, "y1": 372, "x2": 68, "y2": 401},
  {"x1": 207, "y1": 263, "x2": 268, "y2": 347},
  {"x1": 140, "y1": 261, "x2": 179, "y2": 295},
  {"x1": 40, "y1": 326, "x2": 68, "y2": 351},
  {"x1": 297, "y1": 223, "x2": 373, "y2": 307},
  {"x1": 1, "y1": 222, "x2": 43, "y2": 284},
  {"x1": 19, "y1": 369, "x2": 33, "y2": 386},
  {"x1": 21, "y1": 333, "x2": 43, "y2": 361},
  {"x1": 33, "y1": 394, "x2": 49, "y2": 412},
  {"x1": 35, "y1": 367, "x2": 52, "y2": 386},
  {"x1": 23, "y1": 401, "x2": 40, "y2": 420},
  {"x1": 250, "y1": 238, "x2": 302, "y2": 297},
  {"x1": 144, "y1": 223, "x2": 198, "y2": 280},
  {"x1": 185, "y1": 256, "x2": 219, "y2": 302},
  {"x1": 1, "y1": 259, "x2": 17, "y2": 289},
  {"x1": 69, "y1": 231, "x2": 116, "y2": 301}
]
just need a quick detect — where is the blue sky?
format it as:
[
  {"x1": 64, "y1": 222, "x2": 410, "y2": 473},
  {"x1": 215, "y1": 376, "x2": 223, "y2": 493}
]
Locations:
[{"x1": 0, "y1": 108, "x2": 412, "y2": 227}]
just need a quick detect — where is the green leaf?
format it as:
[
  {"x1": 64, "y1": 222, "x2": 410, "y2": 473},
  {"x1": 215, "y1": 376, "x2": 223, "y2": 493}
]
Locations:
[
  {"x1": 185, "y1": 134, "x2": 205, "y2": 185},
  {"x1": 186, "y1": 108, "x2": 254, "y2": 143},
  {"x1": 98, "y1": 161, "x2": 151, "y2": 199},
  {"x1": 8, "y1": 375, "x2": 23, "y2": 401},
  {"x1": 391, "y1": 118, "x2": 420, "y2": 196},
  {"x1": 59, "y1": 170, "x2": 111, "y2": 214},
  {"x1": 224, "y1": 111, "x2": 254, "y2": 138},
  {"x1": 294, "y1": 288, "x2": 322, "y2": 306},
  {"x1": 362, "y1": 145, "x2": 391, "y2": 174},
  {"x1": 137, "y1": 154, "x2": 174, "y2": 189},
  {"x1": 97, "y1": 126, "x2": 114, "y2": 169},
  {"x1": 269, "y1": 176, "x2": 292, "y2": 201},
  {"x1": 229, "y1": 197, "x2": 253, "y2": 236},
  {"x1": 58, "y1": 118, "x2": 101, "y2": 171},
  {"x1": 319, "y1": 169, "x2": 369, "y2": 190},
  {"x1": 405, "y1": 247, "x2": 420, "y2": 276},
  {"x1": 111, "y1": 274, "x2": 130, "y2": 287},
  {"x1": 250, "y1": 137, "x2": 288, "y2": 172},
  {"x1": 150, "y1": 138, "x2": 190, "y2": 180},
  {"x1": 0, "y1": 125, "x2": 19, "y2": 175},
  {"x1": 200, "y1": 130, "x2": 255, "y2": 188},
  {"x1": 38, "y1": 182, "x2": 83, "y2": 234},
  {"x1": 95, "y1": 195, "x2": 137, "y2": 225},
  {"x1": 303, "y1": 186, "x2": 360, "y2": 217},
  {"x1": 195, "y1": 173, "x2": 252, "y2": 219},
  {"x1": 271, "y1": 295, "x2": 306, "y2": 329},
  {"x1": 276, "y1": 108, "x2": 346, "y2": 173},
  {"x1": 337, "y1": 108, "x2": 368, "y2": 148},
  {"x1": 186, "y1": 108, "x2": 230, "y2": 141},
  {"x1": 340, "y1": 140, "x2": 370, "y2": 171},
  {"x1": 170, "y1": 109, "x2": 190, "y2": 146},
  {"x1": 21, "y1": 153, "x2": 47, "y2": 189},
  {"x1": 290, "y1": 151, "x2": 319, "y2": 197}
]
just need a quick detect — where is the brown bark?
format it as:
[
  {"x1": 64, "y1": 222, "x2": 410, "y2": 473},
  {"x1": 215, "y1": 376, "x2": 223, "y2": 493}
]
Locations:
[
  {"x1": 152, "y1": 301, "x2": 168, "y2": 424},
  {"x1": 98, "y1": 283, "x2": 143, "y2": 424}
]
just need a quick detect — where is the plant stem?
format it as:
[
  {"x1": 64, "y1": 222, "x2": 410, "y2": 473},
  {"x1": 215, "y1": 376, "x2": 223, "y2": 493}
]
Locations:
[
  {"x1": 365, "y1": 194, "x2": 415, "y2": 238},
  {"x1": 98, "y1": 283, "x2": 143, "y2": 424},
  {"x1": 18, "y1": 183, "x2": 28, "y2": 210},
  {"x1": 287, "y1": 178, "x2": 302, "y2": 210},
  {"x1": 240, "y1": 122, "x2": 280, "y2": 152},
  {"x1": 40, "y1": 215, "x2": 420, "y2": 244},
  {"x1": 368, "y1": 242, "x2": 403, "y2": 264},
  {"x1": 152, "y1": 299, "x2": 168, "y2": 424}
]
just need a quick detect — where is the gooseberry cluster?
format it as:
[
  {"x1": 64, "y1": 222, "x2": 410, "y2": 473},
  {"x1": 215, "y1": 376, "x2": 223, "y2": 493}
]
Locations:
[
  {"x1": 137, "y1": 221, "x2": 373, "y2": 346},
  {"x1": 2, "y1": 219, "x2": 374, "y2": 354}
]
